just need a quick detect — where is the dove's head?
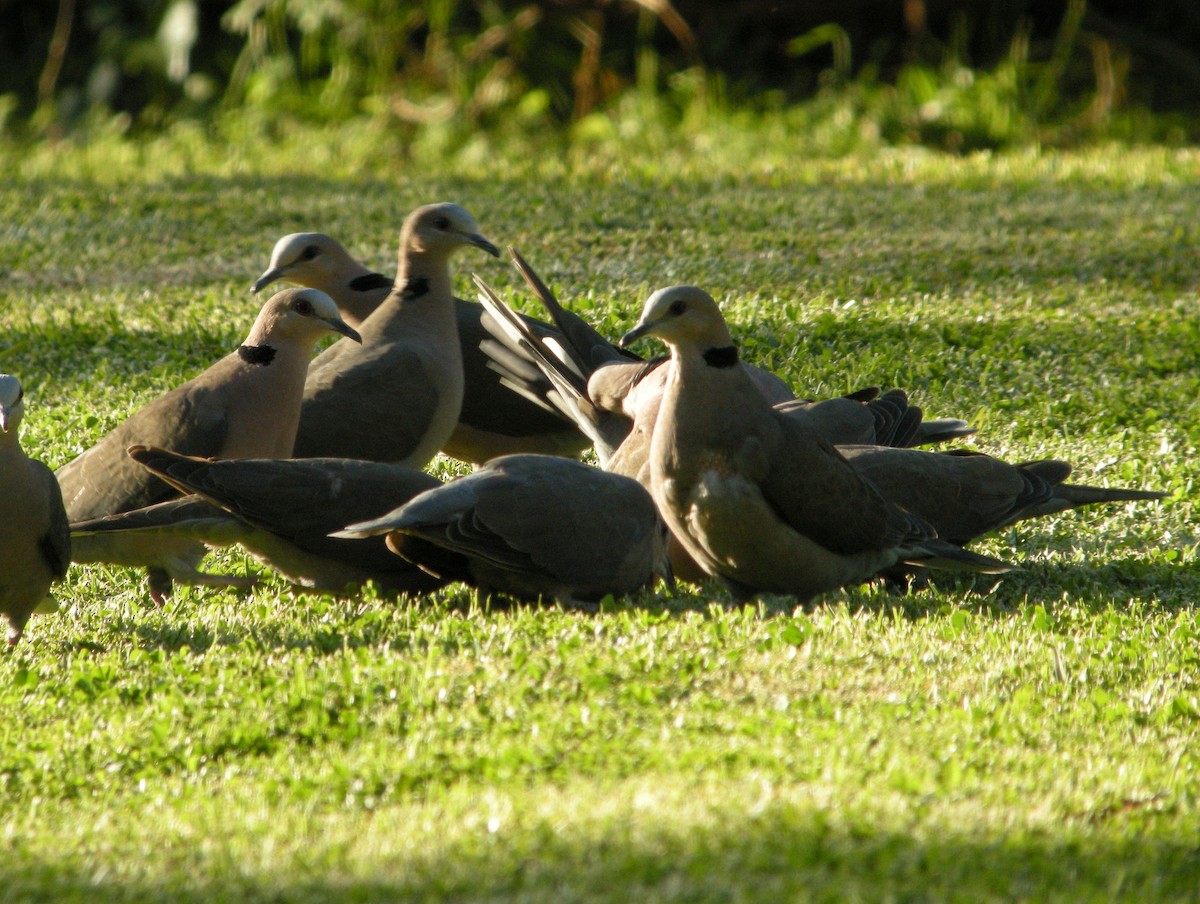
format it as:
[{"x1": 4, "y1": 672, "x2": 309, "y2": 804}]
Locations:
[
  {"x1": 401, "y1": 203, "x2": 500, "y2": 259},
  {"x1": 0, "y1": 374, "x2": 25, "y2": 436},
  {"x1": 619, "y1": 286, "x2": 733, "y2": 354},
  {"x1": 252, "y1": 233, "x2": 359, "y2": 296}
]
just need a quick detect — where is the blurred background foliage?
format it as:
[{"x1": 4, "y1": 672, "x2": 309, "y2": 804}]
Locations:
[{"x1": 3, "y1": 0, "x2": 1200, "y2": 155}]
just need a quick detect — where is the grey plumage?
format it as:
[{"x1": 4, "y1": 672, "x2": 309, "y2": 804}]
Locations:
[
  {"x1": 71, "y1": 447, "x2": 457, "y2": 596},
  {"x1": 837, "y1": 446, "x2": 1165, "y2": 545},
  {"x1": 335, "y1": 454, "x2": 672, "y2": 606},
  {"x1": 0, "y1": 375, "x2": 70, "y2": 645}
]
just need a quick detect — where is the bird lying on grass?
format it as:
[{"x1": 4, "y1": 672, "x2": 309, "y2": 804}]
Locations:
[{"x1": 334, "y1": 454, "x2": 673, "y2": 607}]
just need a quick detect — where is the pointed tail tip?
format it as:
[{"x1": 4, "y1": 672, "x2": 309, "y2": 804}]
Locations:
[
  {"x1": 330, "y1": 520, "x2": 393, "y2": 540},
  {"x1": 910, "y1": 540, "x2": 1018, "y2": 575},
  {"x1": 913, "y1": 418, "x2": 977, "y2": 446},
  {"x1": 1058, "y1": 484, "x2": 1169, "y2": 506}
]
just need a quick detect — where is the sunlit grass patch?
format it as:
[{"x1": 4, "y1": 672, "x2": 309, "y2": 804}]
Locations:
[{"x1": 2, "y1": 143, "x2": 1198, "y2": 902}]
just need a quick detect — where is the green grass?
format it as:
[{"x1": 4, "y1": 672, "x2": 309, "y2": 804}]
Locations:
[{"x1": 3, "y1": 140, "x2": 1200, "y2": 902}]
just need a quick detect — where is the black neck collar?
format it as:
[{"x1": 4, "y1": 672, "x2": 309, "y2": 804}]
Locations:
[
  {"x1": 348, "y1": 272, "x2": 394, "y2": 292},
  {"x1": 399, "y1": 274, "x2": 430, "y2": 301},
  {"x1": 703, "y1": 345, "x2": 738, "y2": 368},
  {"x1": 237, "y1": 344, "x2": 277, "y2": 366}
]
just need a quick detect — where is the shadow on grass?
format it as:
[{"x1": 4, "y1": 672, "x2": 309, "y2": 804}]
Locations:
[
  {"x1": 119, "y1": 616, "x2": 424, "y2": 656},
  {"x1": 98, "y1": 551, "x2": 1195, "y2": 655},
  {"x1": 629, "y1": 554, "x2": 1197, "y2": 618},
  {"x1": 3, "y1": 799, "x2": 1198, "y2": 902},
  {"x1": 907, "y1": 556, "x2": 1199, "y2": 614}
]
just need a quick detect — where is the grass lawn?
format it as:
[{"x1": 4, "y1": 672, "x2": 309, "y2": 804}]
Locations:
[{"x1": 2, "y1": 142, "x2": 1200, "y2": 902}]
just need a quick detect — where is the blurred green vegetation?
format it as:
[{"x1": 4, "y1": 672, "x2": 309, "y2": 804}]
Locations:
[{"x1": 4, "y1": 0, "x2": 1200, "y2": 155}]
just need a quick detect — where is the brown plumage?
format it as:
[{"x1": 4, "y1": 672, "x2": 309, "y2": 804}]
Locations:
[
  {"x1": 256, "y1": 212, "x2": 590, "y2": 465},
  {"x1": 621, "y1": 286, "x2": 1012, "y2": 602},
  {"x1": 290, "y1": 203, "x2": 502, "y2": 466},
  {"x1": 59, "y1": 288, "x2": 360, "y2": 602},
  {"x1": 477, "y1": 269, "x2": 1162, "y2": 589},
  {"x1": 0, "y1": 375, "x2": 70, "y2": 645},
  {"x1": 474, "y1": 266, "x2": 973, "y2": 584},
  {"x1": 255, "y1": 231, "x2": 590, "y2": 463}
]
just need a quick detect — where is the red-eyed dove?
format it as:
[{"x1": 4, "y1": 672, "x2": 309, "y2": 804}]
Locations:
[
  {"x1": 0, "y1": 375, "x2": 70, "y2": 645},
  {"x1": 252, "y1": 231, "x2": 598, "y2": 462},
  {"x1": 620, "y1": 286, "x2": 1013, "y2": 602},
  {"x1": 60, "y1": 288, "x2": 360, "y2": 602},
  {"x1": 334, "y1": 454, "x2": 672, "y2": 607},
  {"x1": 479, "y1": 268, "x2": 1161, "y2": 589}
]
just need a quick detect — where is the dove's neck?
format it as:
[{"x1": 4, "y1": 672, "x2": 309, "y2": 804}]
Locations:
[
  {"x1": 701, "y1": 345, "x2": 738, "y2": 368},
  {"x1": 0, "y1": 427, "x2": 21, "y2": 457},
  {"x1": 672, "y1": 342, "x2": 738, "y2": 378},
  {"x1": 394, "y1": 250, "x2": 453, "y2": 308},
  {"x1": 237, "y1": 343, "x2": 277, "y2": 366}
]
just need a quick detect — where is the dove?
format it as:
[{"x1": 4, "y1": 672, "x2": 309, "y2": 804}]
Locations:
[
  {"x1": 0, "y1": 375, "x2": 71, "y2": 645},
  {"x1": 60, "y1": 288, "x2": 360, "y2": 602},
  {"x1": 335, "y1": 454, "x2": 672, "y2": 606}
]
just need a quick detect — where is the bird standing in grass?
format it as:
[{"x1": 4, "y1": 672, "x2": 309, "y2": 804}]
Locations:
[
  {"x1": 474, "y1": 261, "x2": 1163, "y2": 585},
  {"x1": 59, "y1": 288, "x2": 361, "y2": 603},
  {"x1": 288, "y1": 203, "x2": 514, "y2": 467},
  {"x1": 252, "y1": 226, "x2": 594, "y2": 463},
  {"x1": 0, "y1": 375, "x2": 70, "y2": 645}
]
